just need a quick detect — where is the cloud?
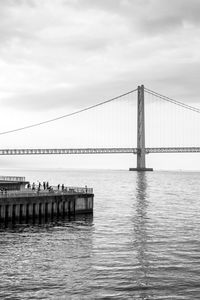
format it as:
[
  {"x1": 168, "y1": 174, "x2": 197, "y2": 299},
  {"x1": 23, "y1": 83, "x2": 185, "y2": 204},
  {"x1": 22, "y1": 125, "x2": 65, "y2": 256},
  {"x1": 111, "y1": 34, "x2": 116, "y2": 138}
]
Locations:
[
  {"x1": 138, "y1": 0, "x2": 200, "y2": 35},
  {"x1": 72, "y1": 0, "x2": 200, "y2": 34},
  {"x1": 0, "y1": 75, "x2": 136, "y2": 111},
  {"x1": 0, "y1": 0, "x2": 200, "y2": 115}
]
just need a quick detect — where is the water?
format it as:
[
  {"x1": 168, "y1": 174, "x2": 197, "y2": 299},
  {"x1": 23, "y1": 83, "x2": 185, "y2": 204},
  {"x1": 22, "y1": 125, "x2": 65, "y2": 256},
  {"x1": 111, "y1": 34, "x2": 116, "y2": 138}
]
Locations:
[{"x1": 0, "y1": 169, "x2": 200, "y2": 299}]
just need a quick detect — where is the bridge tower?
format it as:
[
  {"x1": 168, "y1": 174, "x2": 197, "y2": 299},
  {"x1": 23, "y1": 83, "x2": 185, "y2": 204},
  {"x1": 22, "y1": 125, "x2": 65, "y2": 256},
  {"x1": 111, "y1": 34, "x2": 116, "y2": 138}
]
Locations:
[{"x1": 129, "y1": 85, "x2": 153, "y2": 171}]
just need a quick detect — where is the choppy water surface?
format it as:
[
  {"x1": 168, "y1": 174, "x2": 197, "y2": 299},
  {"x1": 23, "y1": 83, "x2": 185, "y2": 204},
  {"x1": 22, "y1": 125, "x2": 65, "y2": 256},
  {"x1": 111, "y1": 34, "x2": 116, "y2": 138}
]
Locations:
[{"x1": 0, "y1": 169, "x2": 200, "y2": 299}]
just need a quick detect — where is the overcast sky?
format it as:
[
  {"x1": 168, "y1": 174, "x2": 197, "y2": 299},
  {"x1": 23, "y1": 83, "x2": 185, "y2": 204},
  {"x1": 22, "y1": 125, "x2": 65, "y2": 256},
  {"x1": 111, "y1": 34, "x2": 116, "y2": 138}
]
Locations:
[{"x1": 0, "y1": 0, "x2": 200, "y2": 170}]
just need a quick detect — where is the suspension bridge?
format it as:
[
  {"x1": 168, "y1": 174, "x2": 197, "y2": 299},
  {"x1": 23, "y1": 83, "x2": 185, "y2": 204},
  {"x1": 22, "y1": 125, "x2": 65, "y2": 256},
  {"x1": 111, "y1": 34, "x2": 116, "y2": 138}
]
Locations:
[{"x1": 0, "y1": 85, "x2": 200, "y2": 170}]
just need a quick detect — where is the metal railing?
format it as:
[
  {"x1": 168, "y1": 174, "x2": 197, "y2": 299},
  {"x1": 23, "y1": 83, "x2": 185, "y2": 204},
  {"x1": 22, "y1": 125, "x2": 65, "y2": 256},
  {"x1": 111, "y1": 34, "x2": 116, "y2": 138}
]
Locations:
[
  {"x1": 0, "y1": 176, "x2": 26, "y2": 182},
  {"x1": 0, "y1": 186, "x2": 93, "y2": 198}
]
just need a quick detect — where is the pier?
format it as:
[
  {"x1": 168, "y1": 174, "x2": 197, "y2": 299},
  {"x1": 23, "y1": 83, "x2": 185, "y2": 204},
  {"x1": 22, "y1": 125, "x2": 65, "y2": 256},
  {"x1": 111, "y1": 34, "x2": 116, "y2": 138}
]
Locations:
[{"x1": 0, "y1": 177, "x2": 94, "y2": 225}]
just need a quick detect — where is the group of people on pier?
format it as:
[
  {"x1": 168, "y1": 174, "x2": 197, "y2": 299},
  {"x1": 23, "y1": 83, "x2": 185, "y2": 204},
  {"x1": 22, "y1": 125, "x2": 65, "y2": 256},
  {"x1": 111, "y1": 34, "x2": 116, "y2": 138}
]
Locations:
[
  {"x1": 27, "y1": 181, "x2": 65, "y2": 193},
  {"x1": 26, "y1": 182, "x2": 89, "y2": 194}
]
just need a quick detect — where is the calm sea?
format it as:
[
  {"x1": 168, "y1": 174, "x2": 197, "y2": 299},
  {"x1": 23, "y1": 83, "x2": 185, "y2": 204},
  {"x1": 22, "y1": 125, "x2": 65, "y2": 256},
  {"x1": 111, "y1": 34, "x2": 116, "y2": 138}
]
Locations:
[{"x1": 0, "y1": 169, "x2": 200, "y2": 300}]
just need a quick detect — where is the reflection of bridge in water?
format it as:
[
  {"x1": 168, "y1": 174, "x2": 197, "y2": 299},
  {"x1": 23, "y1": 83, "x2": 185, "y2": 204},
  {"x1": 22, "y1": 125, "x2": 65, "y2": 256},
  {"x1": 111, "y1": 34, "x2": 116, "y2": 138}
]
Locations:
[
  {"x1": 133, "y1": 172, "x2": 150, "y2": 295},
  {"x1": 0, "y1": 85, "x2": 200, "y2": 170}
]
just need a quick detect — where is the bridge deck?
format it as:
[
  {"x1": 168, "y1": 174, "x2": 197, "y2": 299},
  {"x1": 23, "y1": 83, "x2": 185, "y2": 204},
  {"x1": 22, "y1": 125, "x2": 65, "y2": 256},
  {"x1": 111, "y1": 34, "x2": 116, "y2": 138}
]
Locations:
[{"x1": 0, "y1": 147, "x2": 199, "y2": 155}]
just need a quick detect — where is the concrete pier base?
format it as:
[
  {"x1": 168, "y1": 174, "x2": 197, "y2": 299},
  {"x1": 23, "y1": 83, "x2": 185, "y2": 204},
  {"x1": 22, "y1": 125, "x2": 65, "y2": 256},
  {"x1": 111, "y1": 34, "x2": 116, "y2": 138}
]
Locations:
[
  {"x1": 0, "y1": 192, "x2": 94, "y2": 226},
  {"x1": 129, "y1": 168, "x2": 153, "y2": 171}
]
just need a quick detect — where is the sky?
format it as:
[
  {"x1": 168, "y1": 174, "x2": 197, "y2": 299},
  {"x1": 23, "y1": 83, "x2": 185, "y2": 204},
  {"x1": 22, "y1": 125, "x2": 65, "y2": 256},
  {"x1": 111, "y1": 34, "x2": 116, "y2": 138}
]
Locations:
[{"x1": 0, "y1": 0, "x2": 200, "y2": 170}]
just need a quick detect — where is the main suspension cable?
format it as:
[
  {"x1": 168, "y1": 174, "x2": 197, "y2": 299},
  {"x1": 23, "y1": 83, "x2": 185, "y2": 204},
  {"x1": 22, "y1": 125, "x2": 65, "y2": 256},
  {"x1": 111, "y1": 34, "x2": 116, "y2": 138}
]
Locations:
[
  {"x1": 0, "y1": 88, "x2": 137, "y2": 136},
  {"x1": 145, "y1": 87, "x2": 200, "y2": 114}
]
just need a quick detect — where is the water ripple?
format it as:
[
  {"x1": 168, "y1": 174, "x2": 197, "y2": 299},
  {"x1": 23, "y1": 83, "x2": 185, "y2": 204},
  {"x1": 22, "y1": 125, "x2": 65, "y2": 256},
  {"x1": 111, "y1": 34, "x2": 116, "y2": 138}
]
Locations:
[{"x1": 0, "y1": 170, "x2": 200, "y2": 299}]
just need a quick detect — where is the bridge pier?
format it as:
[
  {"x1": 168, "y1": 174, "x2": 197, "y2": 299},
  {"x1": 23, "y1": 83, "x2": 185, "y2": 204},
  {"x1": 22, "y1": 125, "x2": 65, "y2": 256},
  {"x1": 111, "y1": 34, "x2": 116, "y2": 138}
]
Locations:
[
  {"x1": 129, "y1": 167, "x2": 153, "y2": 171},
  {"x1": 129, "y1": 85, "x2": 153, "y2": 172}
]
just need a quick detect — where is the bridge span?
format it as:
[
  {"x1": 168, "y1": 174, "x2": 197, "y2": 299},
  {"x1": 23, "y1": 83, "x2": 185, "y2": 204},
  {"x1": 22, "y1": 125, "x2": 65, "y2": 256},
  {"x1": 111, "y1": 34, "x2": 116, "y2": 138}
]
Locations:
[
  {"x1": 0, "y1": 147, "x2": 200, "y2": 155},
  {"x1": 0, "y1": 85, "x2": 200, "y2": 170}
]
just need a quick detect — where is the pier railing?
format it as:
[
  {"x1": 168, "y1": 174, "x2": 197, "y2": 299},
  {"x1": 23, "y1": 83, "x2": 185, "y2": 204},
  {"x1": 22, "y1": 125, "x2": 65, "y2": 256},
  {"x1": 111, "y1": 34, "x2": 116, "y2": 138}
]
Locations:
[
  {"x1": 0, "y1": 176, "x2": 26, "y2": 182},
  {"x1": 0, "y1": 186, "x2": 93, "y2": 198}
]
